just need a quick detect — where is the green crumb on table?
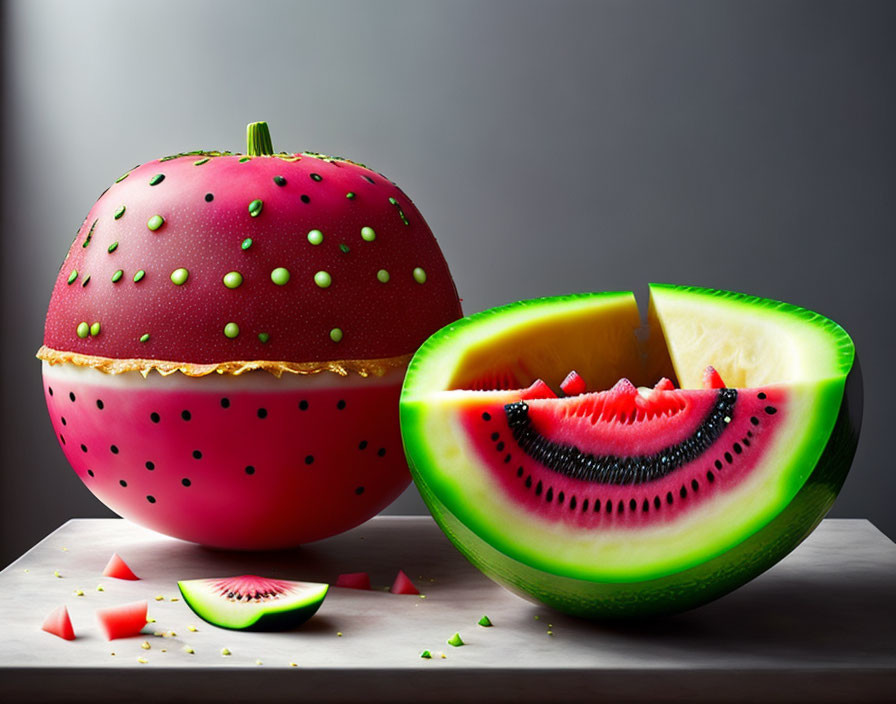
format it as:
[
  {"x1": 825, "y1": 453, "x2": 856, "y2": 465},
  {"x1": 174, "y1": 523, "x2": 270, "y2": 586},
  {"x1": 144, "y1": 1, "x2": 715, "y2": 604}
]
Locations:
[
  {"x1": 447, "y1": 633, "x2": 464, "y2": 647},
  {"x1": 183, "y1": 646, "x2": 194, "y2": 654},
  {"x1": 248, "y1": 199, "x2": 263, "y2": 217},
  {"x1": 420, "y1": 650, "x2": 432, "y2": 659},
  {"x1": 53, "y1": 570, "x2": 62, "y2": 578},
  {"x1": 307, "y1": 229, "x2": 324, "y2": 245},
  {"x1": 271, "y1": 267, "x2": 290, "y2": 285},
  {"x1": 360, "y1": 226, "x2": 376, "y2": 242},
  {"x1": 534, "y1": 615, "x2": 540, "y2": 620},
  {"x1": 170, "y1": 268, "x2": 189, "y2": 285},
  {"x1": 147, "y1": 214, "x2": 164, "y2": 231},
  {"x1": 113, "y1": 205, "x2": 126, "y2": 219},
  {"x1": 221, "y1": 648, "x2": 231, "y2": 656},
  {"x1": 478, "y1": 616, "x2": 493, "y2": 627},
  {"x1": 112, "y1": 269, "x2": 123, "y2": 283},
  {"x1": 149, "y1": 173, "x2": 165, "y2": 186},
  {"x1": 67, "y1": 270, "x2": 78, "y2": 284},
  {"x1": 96, "y1": 585, "x2": 104, "y2": 591},
  {"x1": 223, "y1": 271, "x2": 244, "y2": 289},
  {"x1": 139, "y1": 333, "x2": 150, "y2": 343},
  {"x1": 547, "y1": 630, "x2": 554, "y2": 636},
  {"x1": 241, "y1": 237, "x2": 253, "y2": 250},
  {"x1": 74, "y1": 589, "x2": 85, "y2": 597},
  {"x1": 336, "y1": 632, "x2": 343, "y2": 637}
]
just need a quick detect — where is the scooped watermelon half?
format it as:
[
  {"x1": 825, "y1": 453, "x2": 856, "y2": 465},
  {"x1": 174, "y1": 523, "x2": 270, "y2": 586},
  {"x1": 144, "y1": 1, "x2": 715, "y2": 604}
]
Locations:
[
  {"x1": 400, "y1": 285, "x2": 862, "y2": 617},
  {"x1": 38, "y1": 121, "x2": 461, "y2": 549}
]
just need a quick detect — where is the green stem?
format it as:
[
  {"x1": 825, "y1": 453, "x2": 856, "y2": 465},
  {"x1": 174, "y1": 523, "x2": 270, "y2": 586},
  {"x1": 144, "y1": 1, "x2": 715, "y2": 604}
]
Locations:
[{"x1": 246, "y1": 121, "x2": 274, "y2": 156}]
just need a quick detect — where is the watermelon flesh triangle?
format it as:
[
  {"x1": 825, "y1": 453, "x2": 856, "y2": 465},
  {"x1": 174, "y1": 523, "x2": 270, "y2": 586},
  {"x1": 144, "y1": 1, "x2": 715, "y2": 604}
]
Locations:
[{"x1": 399, "y1": 286, "x2": 861, "y2": 616}]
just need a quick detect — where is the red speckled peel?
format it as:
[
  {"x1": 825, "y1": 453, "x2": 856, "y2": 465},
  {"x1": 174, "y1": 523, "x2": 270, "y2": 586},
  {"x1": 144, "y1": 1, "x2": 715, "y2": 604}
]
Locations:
[{"x1": 42, "y1": 149, "x2": 461, "y2": 369}]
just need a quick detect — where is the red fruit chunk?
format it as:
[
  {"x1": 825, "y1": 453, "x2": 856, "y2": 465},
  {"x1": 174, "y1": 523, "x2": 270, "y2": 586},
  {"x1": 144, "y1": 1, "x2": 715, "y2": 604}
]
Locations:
[
  {"x1": 96, "y1": 600, "x2": 148, "y2": 640},
  {"x1": 42, "y1": 605, "x2": 75, "y2": 641},
  {"x1": 335, "y1": 572, "x2": 371, "y2": 590},
  {"x1": 653, "y1": 377, "x2": 675, "y2": 391},
  {"x1": 102, "y1": 553, "x2": 139, "y2": 580},
  {"x1": 702, "y1": 366, "x2": 726, "y2": 389},
  {"x1": 519, "y1": 379, "x2": 557, "y2": 400},
  {"x1": 560, "y1": 370, "x2": 586, "y2": 396},
  {"x1": 390, "y1": 570, "x2": 420, "y2": 595}
]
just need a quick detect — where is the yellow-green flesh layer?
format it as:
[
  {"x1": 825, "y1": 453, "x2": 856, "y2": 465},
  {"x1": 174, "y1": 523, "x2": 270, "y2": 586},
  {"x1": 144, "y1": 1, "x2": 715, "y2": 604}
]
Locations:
[{"x1": 400, "y1": 285, "x2": 855, "y2": 584}]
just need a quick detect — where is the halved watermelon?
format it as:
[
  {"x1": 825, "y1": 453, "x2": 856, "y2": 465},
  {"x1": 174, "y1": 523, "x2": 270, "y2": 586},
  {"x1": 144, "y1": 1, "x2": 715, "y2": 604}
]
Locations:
[{"x1": 399, "y1": 285, "x2": 861, "y2": 617}]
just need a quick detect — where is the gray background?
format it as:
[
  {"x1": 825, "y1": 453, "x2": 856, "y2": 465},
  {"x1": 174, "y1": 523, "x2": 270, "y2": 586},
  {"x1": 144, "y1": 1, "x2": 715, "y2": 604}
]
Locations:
[{"x1": 1, "y1": 0, "x2": 893, "y2": 568}]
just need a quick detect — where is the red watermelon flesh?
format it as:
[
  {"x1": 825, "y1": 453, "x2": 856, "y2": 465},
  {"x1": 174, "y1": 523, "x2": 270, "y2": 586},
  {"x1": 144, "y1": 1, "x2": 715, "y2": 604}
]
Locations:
[
  {"x1": 390, "y1": 570, "x2": 420, "y2": 595},
  {"x1": 42, "y1": 605, "x2": 75, "y2": 641},
  {"x1": 96, "y1": 600, "x2": 147, "y2": 640},
  {"x1": 102, "y1": 553, "x2": 139, "y2": 580},
  {"x1": 335, "y1": 572, "x2": 372, "y2": 590}
]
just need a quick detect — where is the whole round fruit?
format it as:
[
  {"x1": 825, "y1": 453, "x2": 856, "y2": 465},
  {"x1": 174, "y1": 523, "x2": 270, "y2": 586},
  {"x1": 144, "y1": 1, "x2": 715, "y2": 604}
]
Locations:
[{"x1": 39, "y1": 122, "x2": 462, "y2": 549}]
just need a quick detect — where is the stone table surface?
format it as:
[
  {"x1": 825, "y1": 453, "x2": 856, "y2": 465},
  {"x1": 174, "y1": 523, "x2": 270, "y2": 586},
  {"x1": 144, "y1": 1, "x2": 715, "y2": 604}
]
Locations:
[{"x1": 0, "y1": 517, "x2": 893, "y2": 703}]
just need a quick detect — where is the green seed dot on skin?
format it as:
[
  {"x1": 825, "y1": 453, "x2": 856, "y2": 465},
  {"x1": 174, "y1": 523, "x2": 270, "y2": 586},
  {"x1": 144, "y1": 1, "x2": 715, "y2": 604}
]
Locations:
[
  {"x1": 307, "y1": 229, "x2": 323, "y2": 245},
  {"x1": 170, "y1": 268, "x2": 189, "y2": 285},
  {"x1": 346, "y1": 192, "x2": 355, "y2": 200},
  {"x1": 67, "y1": 270, "x2": 78, "y2": 285},
  {"x1": 76, "y1": 322, "x2": 89, "y2": 339},
  {"x1": 360, "y1": 226, "x2": 376, "y2": 242},
  {"x1": 149, "y1": 174, "x2": 165, "y2": 186},
  {"x1": 223, "y1": 271, "x2": 244, "y2": 289},
  {"x1": 376, "y1": 269, "x2": 390, "y2": 283},
  {"x1": 239, "y1": 157, "x2": 251, "y2": 163},
  {"x1": 330, "y1": 328, "x2": 343, "y2": 343},
  {"x1": 113, "y1": 205, "x2": 126, "y2": 220},
  {"x1": 241, "y1": 238, "x2": 253, "y2": 250},
  {"x1": 224, "y1": 322, "x2": 240, "y2": 339},
  {"x1": 248, "y1": 199, "x2": 263, "y2": 217},
  {"x1": 339, "y1": 243, "x2": 350, "y2": 254},
  {"x1": 112, "y1": 270, "x2": 123, "y2": 283},
  {"x1": 139, "y1": 333, "x2": 150, "y2": 343},
  {"x1": 314, "y1": 271, "x2": 332, "y2": 288},
  {"x1": 90, "y1": 322, "x2": 101, "y2": 337},
  {"x1": 273, "y1": 175, "x2": 287, "y2": 186},
  {"x1": 147, "y1": 215, "x2": 164, "y2": 231},
  {"x1": 134, "y1": 270, "x2": 145, "y2": 283},
  {"x1": 413, "y1": 267, "x2": 427, "y2": 284},
  {"x1": 258, "y1": 332, "x2": 270, "y2": 344},
  {"x1": 270, "y1": 267, "x2": 290, "y2": 286},
  {"x1": 108, "y1": 241, "x2": 119, "y2": 253},
  {"x1": 193, "y1": 158, "x2": 210, "y2": 166}
]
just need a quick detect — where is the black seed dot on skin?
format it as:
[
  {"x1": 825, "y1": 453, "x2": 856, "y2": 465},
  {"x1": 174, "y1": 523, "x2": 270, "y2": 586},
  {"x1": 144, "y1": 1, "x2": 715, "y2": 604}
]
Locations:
[
  {"x1": 535, "y1": 480, "x2": 543, "y2": 496},
  {"x1": 482, "y1": 412, "x2": 491, "y2": 421},
  {"x1": 181, "y1": 410, "x2": 191, "y2": 421},
  {"x1": 300, "y1": 194, "x2": 310, "y2": 204},
  {"x1": 145, "y1": 461, "x2": 155, "y2": 470},
  {"x1": 96, "y1": 400, "x2": 104, "y2": 410},
  {"x1": 743, "y1": 438, "x2": 751, "y2": 447},
  {"x1": 715, "y1": 459, "x2": 723, "y2": 470},
  {"x1": 750, "y1": 416, "x2": 759, "y2": 425},
  {"x1": 363, "y1": 175, "x2": 376, "y2": 184},
  {"x1": 150, "y1": 412, "x2": 160, "y2": 423},
  {"x1": 516, "y1": 467, "x2": 523, "y2": 477},
  {"x1": 666, "y1": 492, "x2": 674, "y2": 504},
  {"x1": 87, "y1": 469, "x2": 94, "y2": 477},
  {"x1": 119, "y1": 480, "x2": 127, "y2": 487},
  {"x1": 220, "y1": 398, "x2": 231, "y2": 409},
  {"x1": 504, "y1": 454, "x2": 512, "y2": 463},
  {"x1": 642, "y1": 499, "x2": 650, "y2": 512},
  {"x1": 758, "y1": 392, "x2": 767, "y2": 400},
  {"x1": 747, "y1": 430, "x2": 753, "y2": 438},
  {"x1": 569, "y1": 496, "x2": 577, "y2": 510},
  {"x1": 192, "y1": 450, "x2": 202, "y2": 460},
  {"x1": 725, "y1": 451, "x2": 733, "y2": 464},
  {"x1": 48, "y1": 387, "x2": 53, "y2": 396},
  {"x1": 257, "y1": 408, "x2": 268, "y2": 419},
  {"x1": 299, "y1": 400, "x2": 309, "y2": 411},
  {"x1": 733, "y1": 442, "x2": 742, "y2": 454},
  {"x1": 61, "y1": 417, "x2": 67, "y2": 426},
  {"x1": 558, "y1": 491, "x2": 565, "y2": 505},
  {"x1": 680, "y1": 486, "x2": 687, "y2": 498},
  {"x1": 546, "y1": 487, "x2": 554, "y2": 502},
  {"x1": 355, "y1": 486, "x2": 364, "y2": 495},
  {"x1": 181, "y1": 478, "x2": 191, "y2": 487},
  {"x1": 359, "y1": 440, "x2": 368, "y2": 450},
  {"x1": 525, "y1": 475, "x2": 532, "y2": 489},
  {"x1": 205, "y1": 193, "x2": 214, "y2": 202},
  {"x1": 337, "y1": 400, "x2": 346, "y2": 410},
  {"x1": 630, "y1": 498, "x2": 637, "y2": 511},
  {"x1": 80, "y1": 444, "x2": 88, "y2": 453},
  {"x1": 765, "y1": 406, "x2": 777, "y2": 415},
  {"x1": 654, "y1": 496, "x2": 661, "y2": 509},
  {"x1": 110, "y1": 445, "x2": 119, "y2": 454},
  {"x1": 707, "y1": 470, "x2": 715, "y2": 483},
  {"x1": 60, "y1": 434, "x2": 66, "y2": 445},
  {"x1": 496, "y1": 442, "x2": 505, "y2": 452},
  {"x1": 305, "y1": 455, "x2": 314, "y2": 465},
  {"x1": 273, "y1": 175, "x2": 287, "y2": 186},
  {"x1": 245, "y1": 465, "x2": 255, "y2": 475},
  {"x1": 69, "y1": 392, "x2": 76, "y2": 402},
  {"x1": 310, "y1": 173, "x2": 322, "y2": 182},
  {"x1": 377, "y1": 448, "x2": 386, "y2": 457},
  {"x1": 594, "y1": 498, "x2": 601, "y2": 512},
  {"x1": 490, "y1": 432, "x2": 500, "y2": 441},
  {"x1": 691, "y1": 479, "x2": 699, "y2": 491},
  {"x1": 618, "y1": 500, "x2": 625, "y2": 514},
  {"x1": 582, "y1": 498, "x2": 589, "y2": 512},
  {"x1": 146, "y1": 495, "x2": 156, "y2": 503}
]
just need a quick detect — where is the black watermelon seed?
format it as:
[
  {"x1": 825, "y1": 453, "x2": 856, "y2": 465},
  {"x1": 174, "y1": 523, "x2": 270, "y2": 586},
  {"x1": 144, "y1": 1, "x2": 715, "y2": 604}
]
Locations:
[
  {"x1": 359, "y1": 440, "x2": 368, "y2": 450},
  {"x1": 119, "y1": 479, "x2": 127, "y2": 487},
  {"x1": 558, "y1": 491, "x2": 565, "y2": 505},
  {"x1": 525, "y1": 475, "x2": 532, "y2": 489},
  {"x1": 257, "y1": 408, "x2": 268, "y2": 419},
  {"x1": 310, "y1": 173, "x2": 322, "y2": 182},
  {"x1": 80, "y1": 444, "x2": 88, "y2": 453},
  {"x1": 491, "y1": 432, "x2": 500, "y2": 441},
  {"x1": 48, "y1": 387, "x2": 54, "y2": 396},
  {"x1": 149, "y1": 174, "x2": 165, "y2": 186},
  {"x1": 337, "y1": 400, "x2": 346, "y2": 410},
  {"x1": 516, "y1": 467, "x2": 523, "y2": 477},
  {"x1": 535, "y1": 480, "x2": 543, "y2": 496},
  {"x1": 274, "y1": 175, "x2": 287, "y2": 186},
  {"x1": 496, "y1": 442, "x2": 505, "y2": 452},
  {"x1": 355, "y1": 486, "x2": 365, "y2": 495},
  {"x1": 69, "y1": 392, "x2": 76, "y2": 402},
  {"x1": 582, "y1": 498, "x2": 589, "y2": 511},
  {"x1": 87, "y1": 469, "x2": 94, "y2": 477},
  {"x1": 60, "y1": 434, "x2": 66, "y2": 445},
  {"x1": 569, "y1": 496, "x2": 577, "y2": 510},
  {"x1": 750, "y1": 416, "x2": 759, "y2": 425},
  {"x1": 181, "y1": 478, "x2": 191, "y2": 487},
  {"x1": 300, "y1": 194, "x2": 310, "y2": 203},
  {"x1": 181, "y1": 410, "x2": 191, "y2": 421},
  {"x1": 96, "y1": 400, "x2": 104, "y2": 410},
  {"x1": 110, "y1": 445, "x2": 119, "y2": 454},
  {"x1": 220, "y1": 398, "x2": 231, "y2": 408},
  {"x1": 145, "y1": 461, "x2": 154, "y2": 470},
  {"x1": 743, "y1": 438, "x2": 751, "y2": 447},
  {"x1": 245, "y1": 465, "x2": 255, "y2": 475},
  {"x1": 594, "y1": 498, "x2": 601, "y2": 511},
  {"x1": 765, "y1": 406, "x2": 777, "y2": 415},
  {"x1": 205, "y1": 193, "x2": 214, "y2": 202},
  {"x1": 691, "y1": 479, "x2": 699, "y2": 491},
  {"x1": 707, "y1": 470, "x2": 715, "y2": 482},
  {"x1": 150, "y1": 412, "x2": 160, "y2": 423},
  {"x1": 61, "y1": 417, "x2": 67, "y2": 426},
  {"x1": 680, "y1": 486, "x2": 687, "y2": 498},
  {"x1": 377, "y1": 447, "x2": 386, "y2": 457},
  {"x1": 146, "y1": 495, "x2": 156, "y2": 503},
  {"x1": 546, "y1": 487, "x2": 554, "y2": 502},
  {"x1": 618, "y1": 500, "x2": 625, "y2": 513},
  {"x1": 642, "y1": 499, "x2": 650, "y2": 512},
  {"x1": 715, "y1": 459, "x2": 723, "y2": 470},
  {"x1": 299, "y1": 400, "x2": 309, "y2": 410},
  {"x1": 192, "y1": 450, "x2": 202, "y2": 459},
  {"x1": 747, "y1": 430, "x2": 753, "y2": 437},
  {"x1": 629, "y1": 498, "x2": 637, "y2": 511},
  {"x1": 654, "y1": 496, "x2": 661, "y2": 509},
  {"x1": 482, "y1": 412, "x2": 491, "y2": 421},
  {"x1": 733, "y1": 442, "x2": 742, "y2": 454},
  {"x1": 666, "y1": 492, "x2": 674, "y2": 504},
  {"x1": 758, "y1": 392, "x2": 767, "y2": 400},
  {"x1": 363, "y1": 175, "x2": 376, "y2": 184},
  {"x1": 305, "y1": 455, "x2": 314, "y2": 465},
  {"x1": 724, "y1": 451, "x2": 733, "y2": 464},
  {"x1": 504, "y1": 454, "x2": 512, "y2": 463}
]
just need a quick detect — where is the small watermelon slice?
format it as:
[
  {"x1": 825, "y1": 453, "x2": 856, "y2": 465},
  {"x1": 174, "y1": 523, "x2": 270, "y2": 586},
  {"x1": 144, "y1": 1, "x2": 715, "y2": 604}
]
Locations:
[
  {"x1": 400, "y1": 285, "x2": 861, "y2": 617},
  {"x1": 560, "y1": 370, "x2": 586, "y2": 396},
  {"x1": 102, "y1": 553, "x2": 139, "y2": 580},
  {"x1": 335, "y1": 572, "x2": 371, "y2": 590},
  {"x1": 178, "y1": 575, "x2": 328, "y2": 631},
  {"x1": 96, "y1": 600, "x2": 148, "y2": 640},
  {"x1": 42, "y1": 605, "x2": 75, "y2": 640},
  {"x1": 390, "y1": 570, "x2": 420, "y2": 595}
]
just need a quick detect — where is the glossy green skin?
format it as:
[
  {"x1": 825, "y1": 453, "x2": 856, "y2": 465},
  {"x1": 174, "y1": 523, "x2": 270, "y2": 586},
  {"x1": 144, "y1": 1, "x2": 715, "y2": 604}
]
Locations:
[{"x1": 407, "y1": 363, "x2": 861, "y2": 618}]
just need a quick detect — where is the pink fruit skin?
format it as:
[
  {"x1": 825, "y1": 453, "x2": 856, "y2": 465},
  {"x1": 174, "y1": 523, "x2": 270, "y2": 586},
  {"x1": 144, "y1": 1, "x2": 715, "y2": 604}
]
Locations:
[
  {"x1": 334, "y1": 572, "x2": 372, "y2": 590},
  {"x1": 96, "y1": 600, "x2": 147, "y2": 640},
  {"x1": 44, "y1": 367, "x2": 410, "y2": 549}
]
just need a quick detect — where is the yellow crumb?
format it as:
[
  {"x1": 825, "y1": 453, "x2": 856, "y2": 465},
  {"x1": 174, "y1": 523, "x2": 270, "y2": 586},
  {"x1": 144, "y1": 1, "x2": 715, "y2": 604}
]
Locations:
[
  {"x1": 221, "y1": 648, "x2": 231, "y2": 656},
  {"x1": 53, "y1": 570, "x2": 62, "y2": 578},
  {"x1": 336, "y1": 632, "x2": 343, "y2": 637},
  {"x1": 547, "y1": 630, "x2": 554, "y2": 636},
  {"x1": 146, "y1": 617, "x2": 156, "y2": 623},
  {"x1": 169, "y1": 597, "x2": 179, "y2": 602},
  {"x1": 61, "y1": 547, "x2": 68, "y2": 552},
  {"x1": 160, "y1": 649, "x2": 167, "y2": 653},
  {"x1": 96, "y1": 585, "x2": 105, "y2": 592},
  {"x1": 137, "y1": 657, "x2": 148, "y2": 664},
  {"x1": 141, "y1": 641, "x2": 151, "y2": 650},
  {"x1": 187, "y1": 625, "x2": 198, "y2": 632},
  {"x1": 154, "y1": 595, "x2": 165, "y2": 601},
  {"x1": 183, "y1": 646, "x2": 195, "y2": 654},
  {"x1": 439, "y1": 652, "x2": 447, "y2": 659},
  {"x1": 255, "y1": 659, "x2": 263, "y2": 666},
  {"x1": 74, "y1": 589, "x2": 85, "y2": 597},
  {"x1": 419, "y1": 595, "x2": 427, "y2": 599},
  {"x1": 289, "y1": 662, "x2": 298, "y2": 667}
]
